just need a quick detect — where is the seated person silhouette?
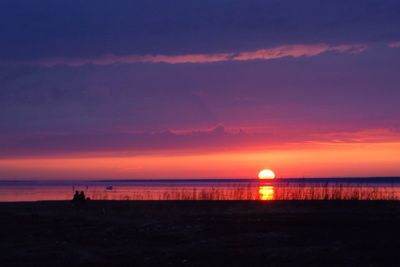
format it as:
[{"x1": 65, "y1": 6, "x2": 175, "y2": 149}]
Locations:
[{"x1": 72, "y1": 190, "x2": 87, "y2": 207}]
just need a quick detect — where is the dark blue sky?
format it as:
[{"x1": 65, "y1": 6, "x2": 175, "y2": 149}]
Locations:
[{"x1": 1, "y1": 0, "x2": 400, "y2": 59}]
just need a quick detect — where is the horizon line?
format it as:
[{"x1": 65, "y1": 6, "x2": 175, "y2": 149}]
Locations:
[{"x1": 2, "y1": 176, "x2": 400, "y2": 183}]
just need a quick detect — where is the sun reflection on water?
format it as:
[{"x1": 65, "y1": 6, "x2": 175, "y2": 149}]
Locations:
[{"x1": 258, "y1": 185, "x2": 275, "y2": 200}]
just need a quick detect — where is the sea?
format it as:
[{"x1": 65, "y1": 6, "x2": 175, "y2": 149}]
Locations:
[{"x1": 1, "y1": 178, "x2": 400, "y2": 201}]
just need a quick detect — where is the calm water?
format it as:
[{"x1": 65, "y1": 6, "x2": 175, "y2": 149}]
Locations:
[{"x1": 1, "y1": 178, "x2": 400, "y2": 201}]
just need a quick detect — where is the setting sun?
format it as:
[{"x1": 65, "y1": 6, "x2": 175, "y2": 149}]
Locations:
[{"x1": 258, "y1": 169, "x2": 276, "y2": 179}]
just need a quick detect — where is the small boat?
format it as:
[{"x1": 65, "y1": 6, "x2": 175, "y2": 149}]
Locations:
[{"x1": 106, "y1": 186, "x2": 113, "y2": 190}]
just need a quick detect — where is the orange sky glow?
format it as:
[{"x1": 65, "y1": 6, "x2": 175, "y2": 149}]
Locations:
[{"x1": 1, "y1": 141, "x2": 400, "y2": 179}]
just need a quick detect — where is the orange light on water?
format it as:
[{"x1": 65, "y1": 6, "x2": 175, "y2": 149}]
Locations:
[{"x1": 259, "y1": 186, "x2": 274, "y2": 200}]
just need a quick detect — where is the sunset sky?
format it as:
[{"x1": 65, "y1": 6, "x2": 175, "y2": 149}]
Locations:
[{"x1": 1, "y1": 0, "x2": 400, "y2": 179}]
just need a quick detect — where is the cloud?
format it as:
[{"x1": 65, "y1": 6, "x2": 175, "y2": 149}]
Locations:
[
  {"x1": 233, "y1": 44, "x2": 366, "y2": 61},
  {"x1": 1, "y1": 125, "x2": 399, "y2": 158},
  {"x1": 388, "y1": 41, "x2": 400, "y2": 48},
  {"x1": 27, "y1": 43, "x2": 368, "y2": 67}
]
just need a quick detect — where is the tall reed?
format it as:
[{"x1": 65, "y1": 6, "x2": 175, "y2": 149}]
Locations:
[{"x1": 86, "y1": 183, "x2": 400, "y2": 201}]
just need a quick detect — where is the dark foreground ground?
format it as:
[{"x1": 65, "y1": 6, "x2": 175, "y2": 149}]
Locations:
[{"x1": 1, "y1": 201, "x2": 400, "y2": 266}]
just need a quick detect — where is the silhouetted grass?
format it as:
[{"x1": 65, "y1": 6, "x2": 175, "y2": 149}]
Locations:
[{"x1": 86, "y1": 183, "x2": 400, "y2": 201}]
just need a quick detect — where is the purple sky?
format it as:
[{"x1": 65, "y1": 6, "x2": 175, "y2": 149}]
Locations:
[{"x1": 1, "y1": 0, "x2": 400, "y2": 166}]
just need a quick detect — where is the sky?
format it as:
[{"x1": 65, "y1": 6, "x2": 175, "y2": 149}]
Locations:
[{"x1": 1, "y1": 0, "x2": 400, "y2": 179}]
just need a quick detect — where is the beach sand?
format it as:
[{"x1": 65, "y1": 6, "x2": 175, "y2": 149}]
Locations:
[{"x1": 1, "y1": 201, "x2": 400, "y2": 266}]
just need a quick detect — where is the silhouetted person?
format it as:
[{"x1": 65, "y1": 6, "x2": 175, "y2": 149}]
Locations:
[
  {"x1": 79, "y1": 191, "x2": 87, "y2": 207},
  {"x1": 72, "y1": 190, "x2": 87, "y2": 208},
  {"x1": 72, "y1": 190, "x2": 80, "y2": 207}
]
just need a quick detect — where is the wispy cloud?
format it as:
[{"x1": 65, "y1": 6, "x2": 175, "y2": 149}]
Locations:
[
  {"x1": 388, "y1": 41, "x2": 400, "y2": 48},
  {"x1": 28, "y1": 43, "x2": 367, "y2": 67},
  {"x1": 233, "y1": 44, "x2": 366, "y2": 61}
]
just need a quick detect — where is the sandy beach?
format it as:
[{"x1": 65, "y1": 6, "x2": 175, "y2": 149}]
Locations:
[{"x1": 1, "y1": 200, "x2": 400, "y2": 266}]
